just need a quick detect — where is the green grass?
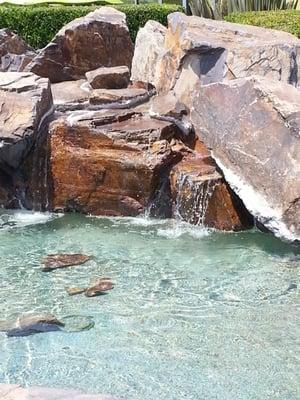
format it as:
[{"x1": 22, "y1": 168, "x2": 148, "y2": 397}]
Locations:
[
  {"x1": 225, "y1": 10, "x2": 300, "y2": 38},
  {"x1": 0, "y1": 0, "x2": 122, "y2": 4},
  {"x1": 0, "y1": 3, "x2": 184, "y2": 48}
]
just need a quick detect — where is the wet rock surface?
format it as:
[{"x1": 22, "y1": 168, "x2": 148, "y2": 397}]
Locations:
[
  {"x1": 89, "y1": 87, "x2": 149, "y2": 106},
  {"x1": 51, "y1": 79, "x2": 91, "y2": 111},
  {"x1": 0, "y1": 28, "x2": 36, "y2": 72},
  {"x1": 0, "y1": 72, "x2": 53, "y2": 170},
  {"x1": 86, "y1": 65, "x2": 130, "y2": 89},
  {"x1": 0, "y1": 314, "x2": 64, "y2": 337},
  {"x1": 26, "y1": 7, "x2": 133, "y2": 83},
  {"x1": 42, "y1": 253, "x2": 91, "y2": 271},
  {"x1": 0, "y1": 384, "x2": 121, "y2": 399},
  {"x1": 191, "y1": 76, "x2": 300, "y2": 241}
]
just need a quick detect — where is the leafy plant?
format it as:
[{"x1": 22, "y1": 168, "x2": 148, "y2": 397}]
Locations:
[{"x1": 189, "y1": 0, "x2": 299, "y2": 18}]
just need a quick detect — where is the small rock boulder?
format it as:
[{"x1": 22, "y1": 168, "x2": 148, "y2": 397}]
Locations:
[
  {"x1": 85, "y1": 278, "x2": 114, "y2": 297},
  {"x1": 0, "y1": 72, "x2": 53, "y2": 170},
  {"x1": 42, "y1": 253, "x2": 91, "y2": 272},
  {"x1": 26, "y1": 7, "x2": 134, "y2": 83},
  {"x1": 89, "y1": 87, "x2": 149, "y2": 106},
  {"x1": 0, "y1": 314, "x2": 64, "y2": 337},
  {"x1": 86, "y1": 65, "x2": 130, "y2": 89},
  {"x1": 0, "y1": 28, "x2": 36, "y2": 72},
  {"x1": 191, "y1": 76, "x2": 300, "y2": 241}
]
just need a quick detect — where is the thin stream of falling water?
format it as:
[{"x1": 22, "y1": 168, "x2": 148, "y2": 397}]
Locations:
[{"x1": 175, "y1": 172, "x2": 217, "y2": 226}]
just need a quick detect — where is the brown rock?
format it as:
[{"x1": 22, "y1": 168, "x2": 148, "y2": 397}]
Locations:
[
  {"x1": 89, "y1": 87, "x2": 149, "y2": 107},
  {"x1": 47, "y1": 110, "x2": 182, "y2": 216},
  {"x1": 85, "y1": 278, "x2": 114, "y2": 297},
  {"x1": 86, "y1": 65, "x2": 130, "y2": 89},
  {"x1": 51, "y1": 79, "x2": 91, "y2": 111},
  {"x1": 0, "y1": 28, "x2": 36, "y2": 72},
  {"x1": 170, "y1": 149, "x2": 253, "y2": 230},
  {"x1": 42, "y1": 253, "x2": 91, "y2": 272},
  {"x1": 65, "y1": 287, "x2": 86, "y2": 296},
  {"x1": 191, "y1": 76, "x2": 300, "y2": 241},
  {"x1": 26, "y1": 7, "x2": 133, "y2": 83},
  {"x1": 0, "y1": 72, "x2": 53, "y2": 170}
]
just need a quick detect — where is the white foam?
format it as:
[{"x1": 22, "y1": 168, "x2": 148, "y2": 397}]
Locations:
[
  {"x1": 157, "y1": 220, "x2": 210, "y2": 239},
  {"x1": 0, "y1": 210, "x2": 62, "y2": 228},
  {"x1": 213, "y1": 155, "x2": 299, "y2": 242}
]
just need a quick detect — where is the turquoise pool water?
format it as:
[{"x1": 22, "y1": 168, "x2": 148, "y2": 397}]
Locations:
[{"x1": 0, "y1": 210, "x2": 299, "y2": 400}]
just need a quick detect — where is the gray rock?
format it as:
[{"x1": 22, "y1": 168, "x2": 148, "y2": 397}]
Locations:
[
  {"x1": 191, "y1": 76, "x2": 300, "y2": 242},
  {"x1": 0, "y1": 72, "x2": 53, "y2": 170},
  {"x1": 133, "y1": 12, "x2": 300, "y2": 102},
  {"x1": 0, "y1": 314, "x2": 64, "y2": 337},
  {"x1": 0, "y1": 28, "x2": 36, "y2": 72},
  {"x1": 86, "y1": 66, "x2": 130, "y2": 89},
  {"x1": 26, "y1": 7, "x2": 133, "y2": 83},
  {"x1": 131, "y1": 20, "x2": 167, "y2": 87}
]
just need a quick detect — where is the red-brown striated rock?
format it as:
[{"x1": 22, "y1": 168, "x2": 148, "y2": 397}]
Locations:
[
  {"x1": 26, "y1": 7, "x2": 133, "y2": 83},
  {"x1": 86, "y1": 65, "x2": 130, "y2": 89},
  {"x1": 47, "y1": 110, "x2": 183, "y2": 216},
  {"x1": 170, "y1": 143, "x2": 253, "y2": 230}
]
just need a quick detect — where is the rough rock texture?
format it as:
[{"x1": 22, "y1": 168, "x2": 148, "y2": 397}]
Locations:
[
  {"x1": 0, "y1": 28, "x2": 36, "y2": 72},
  {"x1": 42, "y1": 253, "x2": 91, "y2": 271},
  {"x1": 86, "y1": 65, "x2": 130, "y2": 89},
  {"x1": 131, "y1": 20, "x2": 167, "y2": 87},
  {"x1": 0, "y1": 384, "x2": 121, "y2": 400},
  {"x1": 51, "y1": 79, "x2": 91, "y2": 111},
  {"x1": 0, "y1": 72, "x2": 53, "y2": 170},
  {"x1": 47, "y1": 110, "x2": 183, "y2": 216},
  {"x1": 0, "y1": 314, "x2": 64, "y2": 337},
  {"x1": 191, "y1": 76, "x2": 300, "y2": 241},
  {"x1": 26, "y1": 7, "x2": 133, "y2": 83},
  {"x1": 170, "y1": 143, "x2": 253, "y2": 230},
  {"x1": 132, "y1": 12, "x2": 300, "y2": 101},
  {"x1": 89, "y1": 87, "x2": 149, "y2": 106}
]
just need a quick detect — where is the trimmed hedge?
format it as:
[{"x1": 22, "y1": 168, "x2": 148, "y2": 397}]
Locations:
[
  {"x1": 225, "y1": 10, "x2": 300, "y2": 39},
  {"x1": 0, "y1": 3, "x2": 184, "y2": 48}
]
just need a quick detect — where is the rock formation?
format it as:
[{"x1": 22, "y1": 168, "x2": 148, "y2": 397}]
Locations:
[
  {"x1": 0, "y1": 28, "x2": 36, "y2": 72},
  {"x1": 86, "y1": 66, "x2": 130, "y2": 89},
  {"x1": 0, "y1": 72, "x2": 53, "y2": 170},
  {"x1": 26, "y1": 7, "x2": 134, "y2": 83},
  {"x1": 191, "y1": 76, "x2": 300, "y2": 241}
]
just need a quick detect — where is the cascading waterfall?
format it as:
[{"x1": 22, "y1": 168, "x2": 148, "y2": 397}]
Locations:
[{"x1": 175, "y1": 172, "x2": 217, "y2": 226}]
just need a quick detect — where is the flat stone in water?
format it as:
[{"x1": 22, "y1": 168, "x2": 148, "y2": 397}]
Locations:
[
  {"x1": 0, "y1": 313, "x2": 64, "y2": 337},
  {"x1": 61, "y1": 315, "x2": 95, "y2": 332},
  {"x1": 65, "y1": 286, "x2": 86, "y2": 296},
  {"x1": 42, "y1": 253, "x2": 91, "y2": 272},
  {"x1": 85, "y1": 278, "x2": 114, "y2": 297}
]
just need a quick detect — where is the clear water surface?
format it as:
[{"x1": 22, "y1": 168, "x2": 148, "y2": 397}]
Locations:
[{"x1": 0, "y1": 210, "x2": 299, "y2": 400}]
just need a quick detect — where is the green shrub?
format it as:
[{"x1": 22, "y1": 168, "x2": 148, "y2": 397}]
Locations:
[
  {"x1": 0, "y1": 3, "x2": 184, "y2": 49},
  {"x1": 225, "y1": 10, "x2": 300, "y2": 38}
]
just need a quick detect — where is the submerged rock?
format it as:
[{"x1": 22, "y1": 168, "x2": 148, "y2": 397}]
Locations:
[
  {"x1": 0, "y1": 314, "x2": 64, "y2": 337},
  {"x1": 0, "y1": 28, "x2": 36, "y2": 72},
  {"x1": 191, "y1": 76, "x2": 300, "y2": 241},
  {"x1": 0, "y1": 72, "x2": 53, "y2": 170},
  {"x1": 42, "y1": 253, "x2": 91, "y2": 272},
  {"x1": 26, "y1": 7, "x2": 133, "y2": 83},
  {"x1": 60, "y1": 315, "x2": 95, "y2": 332},
  {"x1": 85, "y1": 278, "x2": 114, "y2": 297},
  {"x1": 86, "y1": 65, "x2": 130, "y2": 89},
  {"x1": 65, "y1": 287, "x2": 86, "y2": 296}
]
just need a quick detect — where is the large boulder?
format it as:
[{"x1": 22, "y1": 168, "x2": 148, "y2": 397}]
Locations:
[
  {"x1": 132, "y1": 12, "x2": 300, "y2": 104},
  {"x1": 0, "y1": 72, "x2": 53, "y2": 170},
  {"x1": 46, "y1": 109, "x2": 183, "y2": 216},
  {"x1": 131, "y1": 20, "x2": 167, "y2": 88},
  {"x1": 0, "y1": 28, "x2": 36, "y2": 72},
  {"x1": 191, "y1": 76, "x2": 300, "y2": 242},
  {"x1": 26, "y1": 7, "x2": 134, "y2": 83}
]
